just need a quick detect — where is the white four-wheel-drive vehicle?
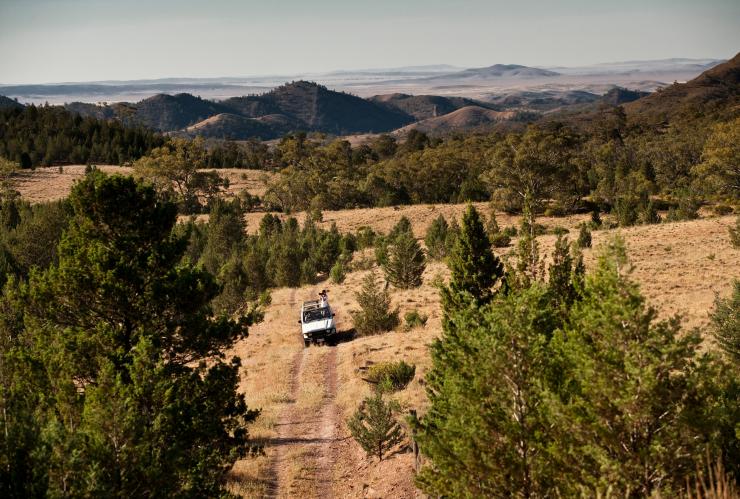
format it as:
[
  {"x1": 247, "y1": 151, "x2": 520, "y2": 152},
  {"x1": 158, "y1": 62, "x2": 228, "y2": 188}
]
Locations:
[{"x1": 298, "y1": 290, "x2": 337, "y2": 347}]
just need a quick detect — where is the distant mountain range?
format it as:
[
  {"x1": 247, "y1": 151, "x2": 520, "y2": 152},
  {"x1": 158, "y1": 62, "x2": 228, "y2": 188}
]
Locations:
[
  {"x1": 63, "y1": 82, "x2": 414, "y2": 139},
  {"x1": 1, "y1": 58, "x2": 726, "y2": 104},
  {"x1": 2, "y1": 54, "x2": 736, "y2": 140}
]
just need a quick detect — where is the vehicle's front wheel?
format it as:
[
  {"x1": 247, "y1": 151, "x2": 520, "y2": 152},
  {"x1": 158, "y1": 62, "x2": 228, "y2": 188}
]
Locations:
[{"x1": 304, "y1": 339, "x2": 311, "y2": 348}]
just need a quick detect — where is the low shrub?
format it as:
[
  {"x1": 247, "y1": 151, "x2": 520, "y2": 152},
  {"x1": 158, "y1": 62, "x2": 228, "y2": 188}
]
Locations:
[
  {"x1": 355, "y1": 226, "x2": 377, "y2": 249},
  {"x1": 365, "y1": 360, "x2": 416, "y2": 391},
  {"x1": 577, "y1": 223, "x2": 592, "y2": 249},
  {"x1": 404, "y1": 310, "x2": 428, "y2": 330},
  {"x1": 330, "y1": 261, "x2": 346, "y2": 284},
  {"x1": 347, "y1": 391, "x2": 405, "y2": 461},
  {"x1": 490, "y1": 231, "x2": 511, "y2": 248},
  {"x1": 712, "y1": 204, "x2": 734, "y2": 216}
]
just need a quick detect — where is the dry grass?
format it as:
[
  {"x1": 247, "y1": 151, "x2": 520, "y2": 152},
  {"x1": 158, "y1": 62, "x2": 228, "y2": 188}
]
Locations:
[{"x1": 12, "y1": 165, "x2": 275, "y2": 203}]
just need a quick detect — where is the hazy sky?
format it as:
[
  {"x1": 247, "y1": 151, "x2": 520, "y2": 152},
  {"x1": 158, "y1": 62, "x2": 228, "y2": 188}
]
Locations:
[{"x1": 1, "y1": 0, "x2": 738, "y2": 84}]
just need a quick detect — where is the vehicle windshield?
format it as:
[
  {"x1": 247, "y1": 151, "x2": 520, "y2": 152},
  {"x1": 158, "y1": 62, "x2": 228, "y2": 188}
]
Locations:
[{"x1": 303, "y1": 307, "x2": 331, "y2": 323}]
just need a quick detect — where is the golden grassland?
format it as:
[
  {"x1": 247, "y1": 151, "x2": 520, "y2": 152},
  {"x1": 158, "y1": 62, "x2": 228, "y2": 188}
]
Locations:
[{"x1": 12, "y1": 165, "x2": 275, "y2": 203}]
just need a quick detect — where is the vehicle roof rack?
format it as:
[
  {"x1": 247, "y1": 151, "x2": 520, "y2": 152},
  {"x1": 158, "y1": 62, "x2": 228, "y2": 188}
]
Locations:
[{"x1": 302, "y1": 300, "x2": 325, "y2": 311}]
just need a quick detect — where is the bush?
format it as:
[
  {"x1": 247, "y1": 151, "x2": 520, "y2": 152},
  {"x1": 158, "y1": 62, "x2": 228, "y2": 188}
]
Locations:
[
  {"x1": 551, "y1": 226, "x2": 569, "y2": 236},
  {"x1": 355, "y1": 226, "x2": 377, "y2": 249},
  {"x1": 544, "y1": 204, "x2": 567, "y2": 217},
  {"x1": 590, "y1": 209, "x2": 602, "y2": 229},
  {"x1": 730, "y1": 215, "x2": 740, "y2": 248},
  {"x1": 638, "y1": 200, "x2": 661, "y2": 225},
  {"x1": 486, "y1": 210, "x2": 511, "y2": 247},
  {"x1": 613, "y1": 196, "x2": 640, "y2": 226},
  {"x1": 665, "y1": 190, "x2": 701, "y2": 222},
  {"x1": 489, "y1": 231, "x2": 511, "y2": 248},
  {"x1": 425, "y1": 215, "x2": 449, "y2": 260},
  {"x1": 404, "y1": 309, "x2": 428, "y2": 330},
  {"x1": 365, "y1": 360, "x2": 416, "y2": 391},
  {"x1": 577, "y1": 223, "x2": 592, "y2": 249},
  {"x1": 330, "y1": 260, "x2": 346, "y2": 284},
  {"x1": 712, "y1": 204, "x2": 734, "y2": 216},
  {"x1": 351, "y1": 272, "x2": 399, "y2": 336}
]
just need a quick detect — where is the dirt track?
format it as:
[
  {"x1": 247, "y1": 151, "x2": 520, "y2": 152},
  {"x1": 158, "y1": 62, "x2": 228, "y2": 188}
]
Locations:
[{"x1": 266, "y1": 289, "x2": 343, "y2": 498}]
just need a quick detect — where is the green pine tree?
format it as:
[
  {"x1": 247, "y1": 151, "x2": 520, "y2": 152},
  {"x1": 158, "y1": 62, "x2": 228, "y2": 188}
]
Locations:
[
  {"x1": 547, "y1": 234, "x2": 582, "y2": 314},
  {"x1": 577, "y1": 222, "x2": 592, "y2": 248},
  {"x1": 413, "y1": 285, "x2": 559, "y2": 497},
  {"x1": 382, "y1": 231, "x2": 426, "y2": 289},
  {"x1": 5, "y1": 172, "x2": 260, "y2": 496},
  {"x1": 348, "y1": 391, "x2": 405, "y2": 461},
  {"x1": 424, "y1": 214, "x2": 449, "y2": 260},
  {"x1": 551, "y1": 237, "x2": 706, "y2": 496},
  {"x1": 351, "y1": 272, "x2": 399, "y2": 336},
  {"x1": 440, "y1": 205, "x2": 504, "y2": 312},
  {"x1": 711, "y1": 280, "x2": 740, "y2": 363}
]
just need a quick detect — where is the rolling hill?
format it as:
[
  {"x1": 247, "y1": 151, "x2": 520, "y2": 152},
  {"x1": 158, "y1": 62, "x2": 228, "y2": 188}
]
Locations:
[
  {"x1": 63, "y1": 81, "x2": 415, "y2": 138},
  {"x1": 600, "y1": 87, "x2": 650, "y2": 106},
  {"x1": 623, "y1": 52, "x2": 740, "y2": 124},
  {"x1": 0, "y1": 95, "x2": 24, "y2": 110},
  {"x1": 454, "y1": 63, "x2": 559, "y2": 79},
  {"x1": 369, "y1": 93, "x2": 499, "y2": 120},
  {"x1": 180, "y1": 113, "x2": 279, "y2": 140},
  {"x1": 486, "y1": 89, "x2": 601, "y2": 112},
  {"x1": 394, "y1": 106, "x2": 517, "y2": 135},
  {"x1": 240, "y1": 81, "x2": 413, "y2": 134}
]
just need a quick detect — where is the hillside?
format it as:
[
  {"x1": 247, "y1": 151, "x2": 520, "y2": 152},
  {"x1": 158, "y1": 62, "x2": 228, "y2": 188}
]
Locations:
[
  {"x1": 250, "y1": 81, "x2": 413, "y2": 134},
  {"x1": 486, "y1": 89, "x2": 600, "y2": 112},
  {"x1": 601, "y1": 87, "x2": 650, "y2": 105},
  {"x1": 395, "y1": 105, "x2": 517, "y2": 135},
  {"x1": 624, "y1": 51, "x2": 740, "y2": 124},
  {"x1": 131, "y1": 93, "x2": 231, "y2": 131},
  {"x1": 181, "y1": 113, "x2": 280, "y2": 140},
  {"x1": 62, "y1": 81, "x2": 415, "y2": 138},
  {"x1": 231, "y1": 206, "x2": 737, "y2": 497},
  {"x1": 369, "y1": 93, "x2": 497, "y2": 120},
  {"x1": 0, "y1": 95, "x2": 24, "y2": 109}
]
